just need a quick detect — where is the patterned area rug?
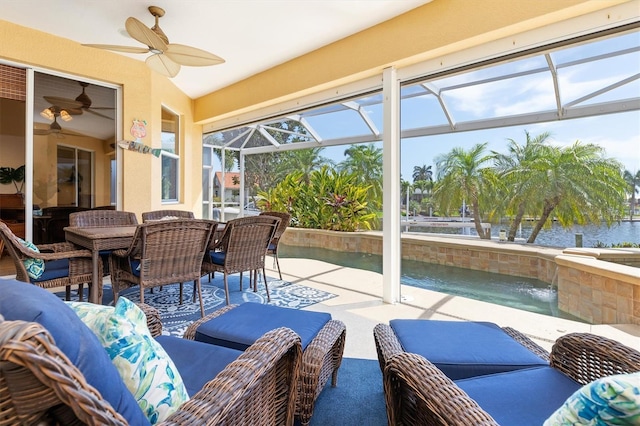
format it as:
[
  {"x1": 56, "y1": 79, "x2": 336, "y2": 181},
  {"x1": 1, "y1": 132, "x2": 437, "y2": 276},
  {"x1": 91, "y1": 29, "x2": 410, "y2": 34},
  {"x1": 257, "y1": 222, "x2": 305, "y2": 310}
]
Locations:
[{"x1": 62, "y1": 275, "x2": 336, "y2": 337}]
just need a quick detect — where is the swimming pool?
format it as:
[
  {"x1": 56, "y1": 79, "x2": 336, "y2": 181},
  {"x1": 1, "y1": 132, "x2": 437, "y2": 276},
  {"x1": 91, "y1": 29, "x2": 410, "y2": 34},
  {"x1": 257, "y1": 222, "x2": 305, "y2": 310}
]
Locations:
[{"x1": 279, "y1": 245, "x2": 583, "y2": 321}]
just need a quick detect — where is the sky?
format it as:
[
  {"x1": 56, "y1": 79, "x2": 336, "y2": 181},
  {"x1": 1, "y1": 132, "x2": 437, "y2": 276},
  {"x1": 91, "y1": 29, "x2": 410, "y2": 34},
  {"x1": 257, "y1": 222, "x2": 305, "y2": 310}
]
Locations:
[
  {"x1": 212, "y1": 29, "x2": 640, "y2": 182},
  {"x1": 320, "y1": 109, "x2": 640, "y2": 182}
]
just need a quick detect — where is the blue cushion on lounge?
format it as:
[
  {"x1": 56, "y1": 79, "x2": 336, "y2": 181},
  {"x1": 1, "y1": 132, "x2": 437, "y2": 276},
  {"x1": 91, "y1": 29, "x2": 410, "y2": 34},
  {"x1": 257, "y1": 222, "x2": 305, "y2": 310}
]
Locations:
[
  {"x1": 32, "y1": 259, "x2": 69, "y2": 282},
  {"x1": 390, "y1": 319, "x2": 548, "y2": 379},
  {"x1": 210, "y1": 251, "x2": 225, "y2": 265},
  {"x1": 156, "y1": 335, "x2": 243, "y2": 396},
  {"x1": 0, "y1": 279, "x2": 150, "y2": 425},
  {"x1": 456, "y1": 366, "x2": 581, "y2": 426},
  {"x1": 195, "y1": 302, "x2": 331, "y2": 351}
]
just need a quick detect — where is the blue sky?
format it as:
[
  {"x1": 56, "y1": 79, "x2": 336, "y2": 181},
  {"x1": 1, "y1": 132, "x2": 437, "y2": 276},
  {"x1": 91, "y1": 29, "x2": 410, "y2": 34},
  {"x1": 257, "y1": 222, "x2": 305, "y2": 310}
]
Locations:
[{"x1": 319, "y1": 109, "x2": 640, "y2": 181}]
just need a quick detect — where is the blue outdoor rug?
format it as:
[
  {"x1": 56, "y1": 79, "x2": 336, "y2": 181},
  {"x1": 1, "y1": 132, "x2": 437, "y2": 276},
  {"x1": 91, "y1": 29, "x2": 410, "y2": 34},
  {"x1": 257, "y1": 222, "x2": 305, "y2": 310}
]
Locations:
[{"x1": 60, "y1": 274, "x2": 337, "y2": 337}]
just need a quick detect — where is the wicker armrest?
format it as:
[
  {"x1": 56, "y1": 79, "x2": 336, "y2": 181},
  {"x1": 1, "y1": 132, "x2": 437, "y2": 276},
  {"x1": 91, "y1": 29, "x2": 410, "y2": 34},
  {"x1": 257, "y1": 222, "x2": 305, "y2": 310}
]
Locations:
[
  {"x1": 39, "y1": 241, "x2": 81, "y2": 253},
  {"x1": 0, "y1": 318, "x2": 128, "y2": 425},
  {"x1": 550, "y1": 332, "x2": 640, "y2": 385},
  {"x1": 183, "y1": 304, "x2": 237, "y2": 340},
  {"x1": 384, "y1": 352, "x2": 499, "y2": 426},
  {"x1": 502, "y1": 326, "x2": 550, "y2": 362},
  {"x1": 373, "y1": 323, "x2": 405, "y2": 372},
  {"x1": 162, "y1": 327, "x2": 302, "y2": 426},
  {"x1": 137, "y1": 303, "x2": 163, "y2": 337}
]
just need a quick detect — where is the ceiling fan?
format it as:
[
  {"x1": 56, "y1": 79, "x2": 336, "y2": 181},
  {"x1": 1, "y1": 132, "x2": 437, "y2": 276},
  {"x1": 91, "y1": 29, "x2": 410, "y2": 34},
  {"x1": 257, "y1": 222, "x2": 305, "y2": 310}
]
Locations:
[
  {"x1": 34, "y1": 112, "x2": 82, "y2": 139},
  {"x1": 82, "y1": 6, "x2": 225, "y2": 78},
  {"x1": 44, "y1": 82, "x2": 114, "y2": 120}
]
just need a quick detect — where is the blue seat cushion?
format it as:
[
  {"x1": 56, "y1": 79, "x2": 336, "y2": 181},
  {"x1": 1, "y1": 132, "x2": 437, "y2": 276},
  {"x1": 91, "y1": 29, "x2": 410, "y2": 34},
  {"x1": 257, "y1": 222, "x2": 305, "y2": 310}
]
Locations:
[
  {"x1": 195, "y1": 302, "x2": 331, "y2": 351},
  {"x1": 209, "y1": 251, "x2": 225, "y2": 265},
  {"x1": 0, "y1": 279, "x2": 149, "y2": 425},
  {"x1": 456, "y1": 366, "x2": 581, "y2": 425},
  {"x1": 156, "y1": 335, "x2": 243, "y2": 396},
  {"x1": 390, "y1": 319, "x2": 548, "y2": 379},
  {"x1": 32, "y1": 259, "x2": 69, "y2": 282}
]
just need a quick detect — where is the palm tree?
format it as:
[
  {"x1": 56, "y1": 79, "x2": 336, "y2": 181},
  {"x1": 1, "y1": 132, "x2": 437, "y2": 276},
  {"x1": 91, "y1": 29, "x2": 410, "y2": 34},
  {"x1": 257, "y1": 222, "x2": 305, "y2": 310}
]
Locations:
[
  {"x1": 339, "y1": 144, "x2": 383, "y2": 208},
  {"x1": 433, "y1": 143, "x2": 495, "y2": 239},
  {"x1": 525, "y1": 142, "x2": 627, "y2": 243},
  {"x1": 276, "y1": 147, "x2": 334, "y2": 183},
  {"x1": 492, "y1": 130, "x2": 552, "y2": 241},
  {"x1": 412, "y1": 164, "x2": 433, "y2": 183},
  {"x1": 623, "y1": 169, "x2": 640, "y2": 220}
]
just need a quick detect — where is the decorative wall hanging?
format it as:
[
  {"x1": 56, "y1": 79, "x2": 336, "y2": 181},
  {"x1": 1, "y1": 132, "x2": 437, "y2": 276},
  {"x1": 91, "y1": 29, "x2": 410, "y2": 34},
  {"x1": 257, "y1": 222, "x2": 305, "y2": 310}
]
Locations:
[{"x1": 117, "y1": 119, "x2": 161, "y2": 157}]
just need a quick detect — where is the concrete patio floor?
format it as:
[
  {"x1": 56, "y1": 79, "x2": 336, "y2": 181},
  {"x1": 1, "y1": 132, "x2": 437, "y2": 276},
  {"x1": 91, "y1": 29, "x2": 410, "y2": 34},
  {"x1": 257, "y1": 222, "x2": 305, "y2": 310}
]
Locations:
[{"x1": 275, "y1": 256, "x2": 640, "y2": 357}]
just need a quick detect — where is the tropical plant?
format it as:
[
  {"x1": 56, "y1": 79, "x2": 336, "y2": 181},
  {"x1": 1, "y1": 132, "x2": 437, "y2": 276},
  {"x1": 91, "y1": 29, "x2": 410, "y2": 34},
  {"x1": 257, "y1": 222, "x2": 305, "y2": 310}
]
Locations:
[
  {"x1": 623, "y1": 169, "x2": 640, "y2": 220},
  {"x1": 524, "y1": 142, "x2": 626, "y2": 243},
  {"x1": 338, "y1": 143, "x2": 383, "y2": 209},
  {"x1": 412, "y1": 164, "x2": 433, "y2": 183},
  {"x1": 257, "y1": 166, "x2": 376, "y2": 231},
  {"x1": 432, "y1": 143, "x2": 495, "y2": 239},
  {"x1": 275, "y1": 147, "x2": 334, "y2": 183},
  {"x1": 492, "y1": 130, "x2": 553, "y2": 241},
  {"x1": 0, "y1": 165, "x2": 25, "y2": 193}
]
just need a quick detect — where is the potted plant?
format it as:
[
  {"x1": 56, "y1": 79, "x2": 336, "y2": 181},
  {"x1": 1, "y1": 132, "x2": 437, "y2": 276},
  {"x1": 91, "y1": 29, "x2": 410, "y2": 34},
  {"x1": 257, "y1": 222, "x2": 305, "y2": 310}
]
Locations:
[{"x1": 0, "y1": 165, "x2": 25, "y2": 194}]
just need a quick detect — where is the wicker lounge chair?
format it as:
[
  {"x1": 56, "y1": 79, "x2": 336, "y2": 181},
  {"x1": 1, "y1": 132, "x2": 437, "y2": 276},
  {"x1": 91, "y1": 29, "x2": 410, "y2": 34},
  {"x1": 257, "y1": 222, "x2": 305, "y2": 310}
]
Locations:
[
  {"x1": 374, "y1": 321, "x2": 550, "y2": 380},
  {"x1": 380, "y1": 330, "x2": 640, "y2": 425},
  {"x1": 0, "y1": 278, "x2": 301, "y2": 425},
  {"x1": 185, "y1": 302, "x2": 347, "y2": 426},
  {"x1": 259, "y1": 211, "x2": 291, "y2": 279},
  {"x1": 0, "y1": 221, "x2": 97, "y2": 301},
  {"x1": 201, "y1": 215, "x2": 280, "y2": 304},
  {"x1": 110, "y1": 219, "x2": 216, "y2": 316}
]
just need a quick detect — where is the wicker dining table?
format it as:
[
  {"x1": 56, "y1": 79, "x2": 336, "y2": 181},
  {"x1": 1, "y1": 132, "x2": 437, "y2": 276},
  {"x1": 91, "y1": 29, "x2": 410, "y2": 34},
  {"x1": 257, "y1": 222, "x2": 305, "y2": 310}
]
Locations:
[{"x1": 64, "y1": 225, "x2": 137, "y2": 304}]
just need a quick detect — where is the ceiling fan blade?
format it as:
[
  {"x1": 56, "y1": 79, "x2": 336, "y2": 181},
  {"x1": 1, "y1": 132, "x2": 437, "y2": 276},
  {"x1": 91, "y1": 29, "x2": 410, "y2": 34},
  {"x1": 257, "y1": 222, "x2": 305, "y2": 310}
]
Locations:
[
  {"x1": 85, "y1": 108, "x2": 115, "y2": 120},
  {"x1": 82, "y1": 43, "x2": 150, "y2": 54},
  {"x1": 34, "y1": 128, "x2": 50, "y2": 135},
  {"x1": 43, "y1": 96, "x2": 82, "y2": 110},
  {"x1": 125, "y1": 17, "x2": 167, "y2": 51},
  {"x1": 146, "y1": 54, "x2": 180, "y2": 78},
  {"x1": 164, "y1": 44, "x2": 225, "y2": 67}
]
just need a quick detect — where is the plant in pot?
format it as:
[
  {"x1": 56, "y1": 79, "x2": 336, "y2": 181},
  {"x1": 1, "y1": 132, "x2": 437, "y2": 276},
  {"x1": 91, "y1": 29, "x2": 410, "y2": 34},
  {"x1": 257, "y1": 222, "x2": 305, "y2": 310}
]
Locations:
[{"x1": 0, "y1": 165, "x2": 25, "y2": 194}]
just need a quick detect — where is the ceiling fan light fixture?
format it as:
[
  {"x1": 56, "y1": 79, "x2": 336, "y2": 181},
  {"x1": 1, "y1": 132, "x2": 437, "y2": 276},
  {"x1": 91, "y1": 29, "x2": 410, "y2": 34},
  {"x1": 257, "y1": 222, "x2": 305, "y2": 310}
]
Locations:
[
  {"x1": 40, "y1": 108, "x2": 54, "y2": 120},
  {"x1": 60, "y1": 110, "x2": 72, "y2": 122}
]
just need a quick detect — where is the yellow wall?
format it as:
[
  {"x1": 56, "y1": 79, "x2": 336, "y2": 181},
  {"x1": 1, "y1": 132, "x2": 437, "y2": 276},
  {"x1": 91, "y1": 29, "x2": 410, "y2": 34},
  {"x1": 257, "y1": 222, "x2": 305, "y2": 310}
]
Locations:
[{"x1": 0, "y1": 19, "x2": 200, "y2": 216}]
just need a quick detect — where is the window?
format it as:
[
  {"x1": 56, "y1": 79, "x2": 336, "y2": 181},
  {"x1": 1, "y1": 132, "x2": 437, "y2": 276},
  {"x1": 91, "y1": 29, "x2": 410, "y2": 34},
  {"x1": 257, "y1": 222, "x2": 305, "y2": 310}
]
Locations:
[{"x1": 161, "y1": 107, "x2": 179, "y2": 202}]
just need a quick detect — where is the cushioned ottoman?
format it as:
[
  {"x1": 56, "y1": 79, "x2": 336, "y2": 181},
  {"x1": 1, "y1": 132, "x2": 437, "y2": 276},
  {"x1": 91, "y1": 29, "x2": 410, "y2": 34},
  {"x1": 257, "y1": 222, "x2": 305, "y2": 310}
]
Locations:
[
  {"x1": 379, "y1": 319, "x2": 549, "y2": 380},
  {"x1": 185, "y1": 302, "x2": 346, "y2": 426}
]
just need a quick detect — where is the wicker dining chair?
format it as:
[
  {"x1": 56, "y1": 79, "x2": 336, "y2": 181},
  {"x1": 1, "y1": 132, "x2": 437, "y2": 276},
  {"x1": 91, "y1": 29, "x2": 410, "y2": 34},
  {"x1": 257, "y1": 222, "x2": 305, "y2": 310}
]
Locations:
[
  {"x1": 202, "y1": 215, "x2": 280, "y2": 305},
  {"x1": 110, "y1": 219, "x2": 216, "y2": 317},
  {"x1": 0, "y1": 222, "x2": 98, "y2": 301},
  {"x1": 69, "y1": 209, "x2": 139, "y2": 228},
  {"x1": 259, "y1": 211, "x2": 291, "y2": 280},
  {"x1": 142, "y1": 209, "x2": 195, "y2": 222}
]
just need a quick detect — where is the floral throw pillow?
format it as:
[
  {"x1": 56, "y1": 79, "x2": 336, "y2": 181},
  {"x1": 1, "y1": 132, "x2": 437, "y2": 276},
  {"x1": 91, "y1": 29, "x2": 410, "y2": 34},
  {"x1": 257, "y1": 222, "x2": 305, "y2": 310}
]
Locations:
[
  {"x1": 544, "y1": 372, "x2": 640, "y2": 425},
  {"x1": 17, "y1": 238, "x2": 44, "y2": 279},
  {"x1": 66, "y1": 297, "x2": 189, "y2": 424}
]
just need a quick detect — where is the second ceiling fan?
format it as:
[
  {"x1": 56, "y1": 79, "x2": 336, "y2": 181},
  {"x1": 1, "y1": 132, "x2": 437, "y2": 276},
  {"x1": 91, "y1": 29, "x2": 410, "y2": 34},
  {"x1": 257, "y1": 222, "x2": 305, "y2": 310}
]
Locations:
[{"x1": 83, "y1": 6, "x2": 225, "y2": 78}]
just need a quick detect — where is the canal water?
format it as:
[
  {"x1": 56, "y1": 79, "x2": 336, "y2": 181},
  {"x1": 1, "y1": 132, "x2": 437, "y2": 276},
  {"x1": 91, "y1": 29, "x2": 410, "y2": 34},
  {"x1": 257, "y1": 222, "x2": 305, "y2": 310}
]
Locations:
[
  {"x1": 407, "y1": 220, "x2": 640, "y2": 248},
  {"x1": 279, "y1": 245, "x2": 585, "y2": 322}
]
